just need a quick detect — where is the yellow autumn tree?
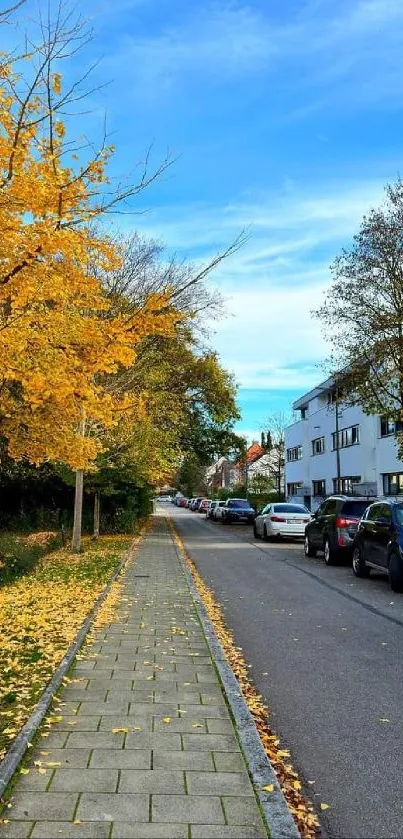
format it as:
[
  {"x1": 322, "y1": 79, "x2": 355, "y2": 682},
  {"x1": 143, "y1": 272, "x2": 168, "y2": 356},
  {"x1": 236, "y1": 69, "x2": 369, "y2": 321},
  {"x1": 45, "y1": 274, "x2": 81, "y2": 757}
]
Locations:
[{"x1": 0, "y1": 10, "x2": 175, "y2": 473}]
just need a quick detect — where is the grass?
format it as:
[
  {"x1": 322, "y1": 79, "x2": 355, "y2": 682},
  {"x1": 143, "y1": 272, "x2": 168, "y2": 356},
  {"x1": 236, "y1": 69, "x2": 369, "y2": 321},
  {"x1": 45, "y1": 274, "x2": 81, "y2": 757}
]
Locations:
[
  {"x1": 0, "y1": 531, "x2": 64, "y2": 585},
  {"x1": 0, "y1": 533, "x2": 132, "y2": 759}
]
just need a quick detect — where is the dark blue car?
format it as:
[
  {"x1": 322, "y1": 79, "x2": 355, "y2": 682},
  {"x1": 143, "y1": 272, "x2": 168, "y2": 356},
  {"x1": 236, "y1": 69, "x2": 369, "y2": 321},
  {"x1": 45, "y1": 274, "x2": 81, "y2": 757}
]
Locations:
[{"x1": 352, "y1": 499, "x2": 403, "y2": 592}]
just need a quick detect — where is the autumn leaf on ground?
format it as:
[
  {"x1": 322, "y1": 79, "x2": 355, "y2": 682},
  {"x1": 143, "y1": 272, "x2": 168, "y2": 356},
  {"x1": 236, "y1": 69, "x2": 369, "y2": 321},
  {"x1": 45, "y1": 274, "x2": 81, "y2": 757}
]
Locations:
[
  {"x1": 162, "y1": 717, "x2": 171, "y2": 724},
  {"x1": 111, "y1": 727, "x2": 129, "y2": 734},
  {"x1": 262, "y1": 784, "x2": 274, "y2": 793},
  {"x1": 320, "y1": 803, "x2": 330, "y2": 811},
  {"x1": 379, "y1": 718, "x2": 390, "y2": 723}
]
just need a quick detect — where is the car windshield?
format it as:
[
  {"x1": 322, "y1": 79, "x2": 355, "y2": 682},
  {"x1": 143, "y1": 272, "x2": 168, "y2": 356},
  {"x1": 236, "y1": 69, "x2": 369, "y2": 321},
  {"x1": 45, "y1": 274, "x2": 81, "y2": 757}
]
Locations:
[
  {"x1": 342, "y1": 501, "x2": 371, "y2": 518},
  {"x1": 273, "y1": 504, "x2": 309, "y2": 514},
  {"x1": 229, "y1": 499, "x2": 250, "y2": 508}
]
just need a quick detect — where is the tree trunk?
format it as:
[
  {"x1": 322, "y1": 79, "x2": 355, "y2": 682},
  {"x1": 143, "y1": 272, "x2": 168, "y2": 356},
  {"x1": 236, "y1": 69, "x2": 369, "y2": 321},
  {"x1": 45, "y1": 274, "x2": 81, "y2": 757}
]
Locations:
[
  {"x1": 71, "y1": 469, "x2": 84, "y2": 552},
  {"x1": 93, "y1": 492, "x2": 100, "y2": 539}
]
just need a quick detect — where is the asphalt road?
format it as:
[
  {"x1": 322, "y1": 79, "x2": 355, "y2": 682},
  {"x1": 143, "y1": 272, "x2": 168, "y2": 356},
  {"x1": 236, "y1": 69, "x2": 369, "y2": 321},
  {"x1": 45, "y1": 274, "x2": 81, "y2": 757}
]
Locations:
[{"x1": 166, "y1": 504, "x2": 403, "y2": 839}]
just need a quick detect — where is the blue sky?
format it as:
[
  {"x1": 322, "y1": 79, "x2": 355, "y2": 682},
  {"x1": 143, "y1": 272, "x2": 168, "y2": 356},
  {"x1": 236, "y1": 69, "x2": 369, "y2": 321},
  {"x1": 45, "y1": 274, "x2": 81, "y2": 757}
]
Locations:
[{"x1": 9, "y1": 0, "x2": 403, "y2": 439}]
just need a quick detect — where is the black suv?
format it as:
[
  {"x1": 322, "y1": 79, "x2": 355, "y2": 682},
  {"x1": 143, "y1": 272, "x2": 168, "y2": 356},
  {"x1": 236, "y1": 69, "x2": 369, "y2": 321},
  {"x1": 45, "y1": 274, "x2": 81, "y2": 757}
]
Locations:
[
  {"x1": 352, "y1": 499, "x2": 403, "y2": 592},
  {"x1": 221, "y1": 498, "x2": 256, "y2": 525},
  {"x1": 304, "y1": 495, "x2": 372, "y2": 565}
]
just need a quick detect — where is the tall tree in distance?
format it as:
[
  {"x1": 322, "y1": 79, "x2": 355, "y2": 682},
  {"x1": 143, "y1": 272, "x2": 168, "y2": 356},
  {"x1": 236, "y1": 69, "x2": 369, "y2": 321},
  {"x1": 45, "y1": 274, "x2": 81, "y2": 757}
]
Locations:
[{"x1": 315, "y1": 178, "x2": 403, "y2": 456}]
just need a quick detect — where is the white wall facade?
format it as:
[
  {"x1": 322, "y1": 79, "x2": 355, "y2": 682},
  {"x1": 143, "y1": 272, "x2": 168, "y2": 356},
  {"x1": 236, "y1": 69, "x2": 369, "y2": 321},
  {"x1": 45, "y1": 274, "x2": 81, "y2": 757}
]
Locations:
[{"x1": 285, "y1": 377, "x2": 403, "y2": 509}]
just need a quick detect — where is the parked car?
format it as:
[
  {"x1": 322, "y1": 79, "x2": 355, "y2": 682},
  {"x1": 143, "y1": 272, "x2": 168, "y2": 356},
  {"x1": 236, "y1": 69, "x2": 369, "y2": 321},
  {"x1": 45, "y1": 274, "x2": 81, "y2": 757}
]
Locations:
[
  {"x1": 352, "y1": 499, "x2": 403, "y2": 592},
  {"x1": 191, "y1": 497, "x2": 204, "y2": 511},
  {"x1": 198, "y1": 499, "x2": 209, "y2": 514},
  {"x1": 212, "y1": 501, "x2": 226, "y2": 520},
  {"x1": 304, "y1": 495, "x2": 372, "y2": 565},
  {"x1": 156, "y1": 495, "x2": 172, "y2": 502},
  {"x1": 177, "y1": 497, "x2": 188, "y2": 508},
  {"x1": 221, "y1": 498, "x2": 256, "y2": 525},
  {"x1": 254, "y1": 503, "x2": 311, "y2": 540},
  {"x1": 206, "y1": 500, "x2": 218, "y2": 519}
]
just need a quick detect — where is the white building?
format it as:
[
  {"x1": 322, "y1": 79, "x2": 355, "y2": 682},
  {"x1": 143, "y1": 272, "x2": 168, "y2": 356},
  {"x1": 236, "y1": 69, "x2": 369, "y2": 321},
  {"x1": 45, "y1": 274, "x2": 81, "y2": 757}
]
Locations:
[{"x1": 285, "y1": 376, "x2": 403, "y2": 510}]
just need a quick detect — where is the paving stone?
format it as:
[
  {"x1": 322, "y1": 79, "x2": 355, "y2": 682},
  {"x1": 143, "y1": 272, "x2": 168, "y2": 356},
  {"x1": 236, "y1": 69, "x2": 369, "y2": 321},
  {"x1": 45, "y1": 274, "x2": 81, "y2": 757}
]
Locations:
[
  {"x1": 27, "y1": 748, "x2": 90, "y2": 769},
  {"x1": 180, "y1": 704, "x2": 229, "y2": 718},
  {"x1": 186, "y1": 771, "x2": 253, "y2": 796},
  {"x1": 65, "y1": 732, "x2": 124, "y2": 749},
  {"x1": 76, "y1": 793, "x2": 149, "y2": 822},
  {"x1": 183, "y1": 734, "x2": 240, "y2": 752},
  {"x1": 206, "y1": 719, "x2": 235, "y2": 735},
  {"x1": 153, "y1": 715, "x2": 207, "y2": 733},
  {"x1": 31, "y1": 822, "x2": 111, "y2": 838},
  {"x1": 152, "y1": 750, "x2": 214, "y2": 770},
  {"x1": 213, "y1": 752, "x2": 249, "y2": 772},
  {"x1": 50, "y1": 768, "x2": 118, "y2": 792},
  {"x1": 37, "y1": 732, "x2": 68, "y2": 748},
  {"x1": 152, "y1": 794, "x2": 224, "y2": 824},
  {"x1": 222, "y1": 797, "x2": 268, "y2": 829},
  {"x1": 98, "y1": 715, "x2": 151, "y2": 731},
  {"x1": 127, "y1": 703, "x2": 181, "y2": 717},
  {"x1": 51, "y1": 715, "x2": 101, "y2": 731},
  {"x1": 78, "y1": 702, "x2": 129, "y2": 715},
  {"x1": 112, "y1": 823, "x2": 188, "y2": 838},
  {"x1": 200, "y1": 693, "x2": 226, "y2": 705},
  {"x1": 124, "y1": 731, "x2": 182, "y2": 750},
  {"x1": 0, "y1": 823, "x2": 33, "y2": 838},
  {"x1": 191, "y1": 827, "x2": 267, "y2": 838},
  {"x1": 119, "y1": 769, "x2": 185, "y2": 793},
  {"x1": 89, "y1": 749, "x2": 151, "y2": 769},
  {"x1": 8, "y1": 792, "x2": 78, "y2": 820}
]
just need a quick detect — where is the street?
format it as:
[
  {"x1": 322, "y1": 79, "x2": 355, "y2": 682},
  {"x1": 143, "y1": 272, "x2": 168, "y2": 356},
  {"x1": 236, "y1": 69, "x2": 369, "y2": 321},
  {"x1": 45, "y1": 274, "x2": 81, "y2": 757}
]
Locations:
[{"x1": 168, "y1": 505, "x2": 403, "y2": 839}]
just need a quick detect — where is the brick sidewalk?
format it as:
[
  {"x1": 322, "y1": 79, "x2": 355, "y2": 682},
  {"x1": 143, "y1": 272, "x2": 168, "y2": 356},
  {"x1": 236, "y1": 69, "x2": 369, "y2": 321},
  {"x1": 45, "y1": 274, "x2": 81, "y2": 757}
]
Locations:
[{"x1": 1, "y1": 515, "x2": 269, "y2": 839}]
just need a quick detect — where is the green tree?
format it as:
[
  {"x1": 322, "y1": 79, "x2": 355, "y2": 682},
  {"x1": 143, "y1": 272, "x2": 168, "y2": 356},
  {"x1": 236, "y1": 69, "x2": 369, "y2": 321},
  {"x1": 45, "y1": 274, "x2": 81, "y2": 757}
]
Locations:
[{"x1": 315, "y1": 178, "x2": 403, "y2": 456}]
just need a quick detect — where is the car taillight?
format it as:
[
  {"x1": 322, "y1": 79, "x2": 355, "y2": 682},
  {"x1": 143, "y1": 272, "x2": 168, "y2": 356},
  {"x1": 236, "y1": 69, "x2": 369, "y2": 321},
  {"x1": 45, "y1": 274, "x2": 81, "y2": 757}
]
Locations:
[
  {"x1": 336, "y1": 516, "x2": 357, "y2": 528},
  {"x1": 270, "y1": 515, "x2": 286, "y2": 522}
]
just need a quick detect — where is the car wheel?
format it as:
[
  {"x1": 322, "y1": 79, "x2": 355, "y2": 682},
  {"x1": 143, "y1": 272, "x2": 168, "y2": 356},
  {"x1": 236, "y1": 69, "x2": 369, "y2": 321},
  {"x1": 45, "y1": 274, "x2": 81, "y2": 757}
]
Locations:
[
  {"x1": 263, "y1": 524, "x2": 269, "y2": 541},
  {"x1": 389, "y1": 552, "x2": 403, "y2": 593},
  {"x1": 304, "y1": 535, "x2": 317, "y2": 558},
  {"x1": 324, "y1": 537, "x2": 338, "y2": 566},
  {"x1": 352, "y1": 545, "x2": 370, "y2": 578},
  {"x1": 253, "y1": 522, "x2": 259, "y2": 539}
]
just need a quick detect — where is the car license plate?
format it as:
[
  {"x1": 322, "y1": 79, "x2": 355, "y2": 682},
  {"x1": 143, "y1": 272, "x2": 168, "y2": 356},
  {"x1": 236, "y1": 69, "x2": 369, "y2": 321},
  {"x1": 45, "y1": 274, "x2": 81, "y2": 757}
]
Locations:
[
  {"x1": 239, "y1": 516, "x2": 247, "y2": 521},
  {"x1": 287, "y1": 519, "x2": 300, "y2": 524}
]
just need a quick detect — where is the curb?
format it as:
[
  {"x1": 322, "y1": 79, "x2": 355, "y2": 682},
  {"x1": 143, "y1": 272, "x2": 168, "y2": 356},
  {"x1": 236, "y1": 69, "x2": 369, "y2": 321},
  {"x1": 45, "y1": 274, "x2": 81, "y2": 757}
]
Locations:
[
  {"x1": 169, "y1": 518, "x2": 301, "y2": 839},
  {"x1": 0, "y1": 537, "x2": 139, "y2": 800}
]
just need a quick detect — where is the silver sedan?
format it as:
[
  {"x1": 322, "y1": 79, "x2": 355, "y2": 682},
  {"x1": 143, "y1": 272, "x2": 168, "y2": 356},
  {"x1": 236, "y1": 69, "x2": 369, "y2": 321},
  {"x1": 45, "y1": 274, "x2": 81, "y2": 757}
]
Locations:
[{"x1": 253, "y1": 502, "x2": 311, "y2": 540}]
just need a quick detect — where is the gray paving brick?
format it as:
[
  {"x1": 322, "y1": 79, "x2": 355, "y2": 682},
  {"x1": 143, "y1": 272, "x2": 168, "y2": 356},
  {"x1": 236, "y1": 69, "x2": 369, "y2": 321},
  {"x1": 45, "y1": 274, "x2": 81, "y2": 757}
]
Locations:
[
  {"x1": 27, "y1": 748, "x2": 90, "y2": 769},
  {"x1": 213, "y1": 752, "x2": 249, "y2": 772},
  {"x1": 78, "y1": 702, "x2": 129, "y2": 715},
  {"x1": 179, "y1": 703, "x2": 229, "y2": 718},
  {"x1": 51, "y1": 715, "x2": 101, "y2": 731},
  {"x1": 200, "y1": 693, "x2": 226, "y2": 705},
  {"x1": 89, "y1": 749, "x2": 151, "y2": 769},
  {"x1": 152, "y1": 794, "x2": 224, "y2": 824},
  {"x1": 153, "y1": 715, "x2": 207, "y2": 733},
  {"x1": 31, "y1": 823, "x2": 111, "y2": 838},
  {"x1": 50, "y1": 768, "x2": 118, "y2": 792},
  {"x1": 77, "y1": 793, "x2": 149, "y2": 822},
  {"x1": 37, "y1": 731, "x2": 68, "y2": 748},
  {"x1": 124, "y1": 731, "x2": 181, "y2": 750},
  {"x1": 191, "y1": 827, "x2": 267, "y2": 838},
  {"x1": 0, "y1": 823, "x2": 33, "y2": 838},
  {"x1": 206, "y1": 719, "x2": 235, "y2": 735},
  {"x1": 186, "y1": 771, "x2": 253, "y2": 796},
  {"x1": 8, "y1": 792, "x2": 78, "y2": 820},
  {"x1": 112, "y1": 823, "x2": 188, "y2": 838},
  {"x1": 183, "y1": 734, "x2": 240, "y2": 752},
  {"x1": 222, "y1": 797, "x2": 268, "y2": 829},
  {"x1": 65, "y1": 732, "x2": 124, "y2": 749},
  {"x1": 153, "y1": 750, "x2": 214, "y2": 770},
  {"x1": 119, "y1": 769, "x2": 185, "y2": 793},
  {"x1": 127, "y1": 703, "x2": 181, "y2": 717},
  {"x1": 98, "y1": 716, "x2": 151, "y2": 731}
]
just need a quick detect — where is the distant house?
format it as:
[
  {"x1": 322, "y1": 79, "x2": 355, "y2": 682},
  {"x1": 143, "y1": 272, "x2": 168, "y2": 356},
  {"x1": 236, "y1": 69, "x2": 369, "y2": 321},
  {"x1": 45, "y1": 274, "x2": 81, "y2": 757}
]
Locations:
[{"x1": 205, "y1": 457, "x2": 237, "y2": 493}]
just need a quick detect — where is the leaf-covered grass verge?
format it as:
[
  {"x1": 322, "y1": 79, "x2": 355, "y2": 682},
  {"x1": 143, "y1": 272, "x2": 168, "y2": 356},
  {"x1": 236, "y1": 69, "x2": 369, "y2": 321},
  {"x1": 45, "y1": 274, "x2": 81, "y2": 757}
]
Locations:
[
  {"x1": 0, "y1": 531, "x2": 64, "y2": 586},
  {"x1": 0, "y1": 534, "x2": 131, "y2": 759},
  {"x1": 169, "y1": 519, "x2": 320, "y2": 839}
]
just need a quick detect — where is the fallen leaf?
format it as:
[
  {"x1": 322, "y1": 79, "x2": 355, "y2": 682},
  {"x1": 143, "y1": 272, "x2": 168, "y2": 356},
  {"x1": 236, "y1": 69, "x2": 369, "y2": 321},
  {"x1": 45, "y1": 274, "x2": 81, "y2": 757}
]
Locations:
[
  {"x1": 191, "y1": 723, "x2": 203, "y2": 729},
  {"x1": 162, "y1": 717, "x2": 171, "y2": 724},
  {"x1": 262, "y1": 784, "x2": 274, "y2": 793},
  {"x1": 110, "y1": 728, "x2": 129, "y2": 734},
  {"x1": 379, "y1": 718, "x2": 390, "y2": 723},
  {"x1": 38, "y1": 768, "x2": 47, "y2": 775},
  {"x1": 320, "y1": 803, "x2": 330, "y2": 811},
  {"x1": 20, "y1": 768, "x2": 30, "y2": 775}
]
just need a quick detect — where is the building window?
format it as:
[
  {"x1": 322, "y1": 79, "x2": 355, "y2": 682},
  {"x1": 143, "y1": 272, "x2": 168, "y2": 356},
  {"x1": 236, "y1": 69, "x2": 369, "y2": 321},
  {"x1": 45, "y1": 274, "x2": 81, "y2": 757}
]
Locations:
[
  {"x1": 383, "y1": 473, "x2": 403, "y2": 496},
  {"x1": 380, "y1": 417, "x2": 403, "y2": 437},
  {"x1": 300, "y1": 407, "x2": 307, "y2": 420},
  {"x1": 312, "y1": 480, "x2": 326, "y2": 497},
  {"x1": 311, "y1": 437, "x2": 325, "y2": 455},
  {"x1": 287, "y1": 445, "x2": 303, "y2": 462},
  {"x1": 332, "y1": 425, "x2": 360, "y2": 450},
  {"x1": 333, "y1": 476, "x2": 361, "y2": 494},
  {"x1": 287, "y1": 482, "x2": 303, "y2": 496}
]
